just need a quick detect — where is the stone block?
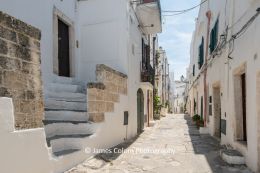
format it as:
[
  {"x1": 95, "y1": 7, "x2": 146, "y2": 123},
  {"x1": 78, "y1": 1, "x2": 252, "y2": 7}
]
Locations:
[
  {"x1": 105, "y1": 102, "x2": 114, "y2": 112},
  {"x1": 18, "y1": 33, "x2": 29, "y2": 47},
  {"x1": 7, "y1": 43, "x2": 31, "y2": 61},
  {"x1": 89, "y1": 113, "x2": 105, "y2": 123},
  {"x1": 118, "y1": 86, "x2": 127, "y2": 95},
  {"x1": 0, "y1": 11, "x2": 43, "y2": 130},
  {"x1": 96, "y1": 90, "x2": 104, "y2": 101},
  {"x1": 0, "y1": 25, "x2": 17, "y2": 42},
  {"x1": 0, "y1": 56, "x2": 21, "y2": 71},
  {"x1": 0, "y1": 11, "x2": 41, "y2": 40},
  {"x1": 87, "y1": 89, "x2": 96, "y2": 101},
  {"x1": 20, "y1": 100, "x2": 35, "y2": 114},
  {"x1": 30, "y1": 51, "x2": 41, "y2": 64},
  {"x1": 0, "y1": 39, "x2": 8, "y2": 55},
  {"x1": 0, "y1": 70, "x2": 2, "y2": 85},
  {"x1": 0, "y1": 87, "x2": 11, "y2": 97},
  {"x1": 88, "y1": 101, "x2": 97, "y2": 112},
  {"x1": 111, "y1": 93, "x2": 119, "y2": 102},
  {"x1": 3, "y1": 71, "x2": 27, "y2": 90},
  {"x1": 87, "y1": 82, "x2": 105, "y2": 90},
  {"x1": 104, "y1": 92, "x2": 112, "y2": 102},
  {"x1": 105, "y1": 71, "x2": 113, "y2": 81},
  {"x1": 14, "y1": 113, "x2": 26, "y2": 129},
  {"x1": 30, "y1": 39, "x2": 40, "y2": 51}
]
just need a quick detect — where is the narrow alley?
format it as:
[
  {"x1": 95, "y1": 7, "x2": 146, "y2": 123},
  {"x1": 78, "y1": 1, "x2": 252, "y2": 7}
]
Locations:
[{"x1": 66, "y1": 114, "x2": 251, "y2": 173}]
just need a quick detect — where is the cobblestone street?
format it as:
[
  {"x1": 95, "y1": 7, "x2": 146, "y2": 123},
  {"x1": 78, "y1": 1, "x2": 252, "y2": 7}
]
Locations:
[{"x1": 66, "y1": 114, "x2": 252, "y2": 173}]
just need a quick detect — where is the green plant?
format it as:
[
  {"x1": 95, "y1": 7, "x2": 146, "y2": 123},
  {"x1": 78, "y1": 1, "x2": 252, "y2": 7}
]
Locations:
[
  {"x1": 154, "y1": 95, "x2": 161, "y2": 114},
  {"x1": 192, "y1": 114, "x2": 200, "y2": 122},
  {"x1": 199, "y1": 118, "x2": 204, "y2": 127}
]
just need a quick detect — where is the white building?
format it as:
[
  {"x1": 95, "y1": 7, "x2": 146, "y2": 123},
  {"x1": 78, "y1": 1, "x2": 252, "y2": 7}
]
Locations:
[
  {"x1": 173, "y1": 76, "x2": 187, "y2": 114},
  {"x1": 169, "y1": 72, "x2": 175, "y2": 111},
  {"x1": 187, "y1": 0, "x2": 260, "y2": 171},
  {"x1": 0, "y1": 0, "x2": 162, "y2": 172},
  {"x1": 155, "y1": 47, "x2": 170, "y2": 106}
]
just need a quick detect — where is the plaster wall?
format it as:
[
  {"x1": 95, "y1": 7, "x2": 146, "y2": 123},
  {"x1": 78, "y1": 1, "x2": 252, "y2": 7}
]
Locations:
[{"x1": 188, "y1": 0, "x2": 260, "y2": 171}]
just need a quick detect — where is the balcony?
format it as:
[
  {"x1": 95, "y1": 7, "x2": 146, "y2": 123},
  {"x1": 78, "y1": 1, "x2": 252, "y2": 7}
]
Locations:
[
  {"x1": 141, "y1": 63, "x2": 155, "y2": 84},
  {"x1": 136, "y1": 0, "x2": 162, "y2": 34}
]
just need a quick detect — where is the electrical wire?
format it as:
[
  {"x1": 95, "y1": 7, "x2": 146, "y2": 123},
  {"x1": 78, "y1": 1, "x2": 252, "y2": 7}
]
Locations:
[{"x1": 162, "y1": 0, "x2": 208, "y2": 15}]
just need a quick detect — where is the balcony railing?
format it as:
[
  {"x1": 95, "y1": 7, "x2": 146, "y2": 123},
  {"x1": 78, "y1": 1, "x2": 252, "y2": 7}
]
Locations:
[{"x1": 141, "y1": 62, "x2": 155, "y2": 84}]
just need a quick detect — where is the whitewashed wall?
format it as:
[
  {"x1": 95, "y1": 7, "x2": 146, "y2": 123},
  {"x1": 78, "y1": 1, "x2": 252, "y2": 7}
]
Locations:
[
  {"x1": 0, "y1": 0, "x2": 79, "y2": 89},
  {"x1": 188, "y1": 0, "x2": 260, "y2": 171}
]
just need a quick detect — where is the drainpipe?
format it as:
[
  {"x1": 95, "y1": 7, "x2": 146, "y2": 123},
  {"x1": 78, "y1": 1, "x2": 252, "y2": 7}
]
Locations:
[{"x1": 204, "y1": 10, "x2": 211, "y2": 126}]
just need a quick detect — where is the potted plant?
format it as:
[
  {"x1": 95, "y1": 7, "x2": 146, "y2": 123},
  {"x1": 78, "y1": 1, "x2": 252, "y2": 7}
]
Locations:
[{"x1": 154, "y1": 95, "x2": 161, "y2": 120}]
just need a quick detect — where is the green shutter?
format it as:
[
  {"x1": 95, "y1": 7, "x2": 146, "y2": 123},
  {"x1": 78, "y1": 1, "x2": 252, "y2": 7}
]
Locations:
[
  {"x1": 198, "y1": 37, "x2": 204, "y2": 69},
  {"x1": 210, "y1": 19, "x2": 219, "y2": 54}
]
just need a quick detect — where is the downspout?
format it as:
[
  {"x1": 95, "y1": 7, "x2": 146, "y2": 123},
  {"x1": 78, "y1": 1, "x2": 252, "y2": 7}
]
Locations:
[{"x1": 204, "y1": 10, "x2": 211, "y2": 126}]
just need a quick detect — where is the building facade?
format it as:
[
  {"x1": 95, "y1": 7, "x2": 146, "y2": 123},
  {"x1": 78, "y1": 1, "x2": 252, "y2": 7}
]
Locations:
[
  {"x1": 0, "y1": 0, "x2": 162, "y2": 172},
  {"x1": 155, "y1": 47, "x2": 170, "y2": 108},
  {"x1": 173, "y1": 76, "x2": 187, "y2": 114},
  {"x1": 187, "y1": 0, "x2": 260, "y2": 171}
]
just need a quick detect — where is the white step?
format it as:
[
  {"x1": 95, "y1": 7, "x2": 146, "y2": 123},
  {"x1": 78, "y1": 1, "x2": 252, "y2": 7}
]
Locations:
[
  {"x1": 44, "y1": 122, "x2": 96, "y2": 138},
  {"x1": 48, "y1": 83, "x2": 83, "y2": 93},
  {"x1": 220, "y1": 149, "x2": 245, "y2": 165},
  {"x1": 53, "y1": 76, "x2": 76, "y2": 84},
  {"x1": 49, "y1": 134, "x2": 91, "y2": 153},
  {"x1": 45, "y1": 99, "x2": 86, "y2": 111},
  {"x1": 45, "y1": 111, "x2": 89, "y2": 121},
  {"x1": 46, "y1": 91, "x2": 86, "y2": 102}
]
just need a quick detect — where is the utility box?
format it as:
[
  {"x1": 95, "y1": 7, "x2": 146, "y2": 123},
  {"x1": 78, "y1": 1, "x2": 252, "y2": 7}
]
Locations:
[{"x1": 124, "y1": 111, "x2": 129, "y2": 125}]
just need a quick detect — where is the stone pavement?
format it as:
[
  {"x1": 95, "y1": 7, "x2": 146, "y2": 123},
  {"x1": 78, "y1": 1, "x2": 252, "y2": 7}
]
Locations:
[{"x1": 65, "y1": 114, "x2": 252, "y2": 173}]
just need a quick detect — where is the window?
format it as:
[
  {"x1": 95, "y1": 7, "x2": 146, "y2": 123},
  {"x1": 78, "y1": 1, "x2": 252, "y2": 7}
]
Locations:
[
  {"x1": 209, "y1": 96, "x2": 212, "y2": 116},
  {"x1": 210, "y1": 18, "x2": 219, "y2": 54},
  {"x1": 198, "y1": 37, "x2": 204, "y2": 69},
  {"x1": 193, "y1": 64, "x2": 195, "y2": 76}
]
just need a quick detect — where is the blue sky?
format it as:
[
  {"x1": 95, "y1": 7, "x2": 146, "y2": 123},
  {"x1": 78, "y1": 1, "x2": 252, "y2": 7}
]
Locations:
[{"x1": 158, "y1": 0, "x2": 200, "y2": 80}]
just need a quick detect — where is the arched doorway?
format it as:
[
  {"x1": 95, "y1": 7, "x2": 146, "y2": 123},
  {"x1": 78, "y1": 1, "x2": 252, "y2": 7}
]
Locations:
[{"x1": 137, "y1": 88, "x2": 144, "y2": 134}]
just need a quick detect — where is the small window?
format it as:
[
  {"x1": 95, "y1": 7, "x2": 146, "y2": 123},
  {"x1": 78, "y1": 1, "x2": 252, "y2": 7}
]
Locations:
[
  {"x1": 210, "y1": 18, "x2": 219, "y2": 54},
  {"x1": 198, "y1": 37, "x2": 204, "y2": 69},
  {"x1": 193, "y1": 64, "x2": 195, "y2": 76}
]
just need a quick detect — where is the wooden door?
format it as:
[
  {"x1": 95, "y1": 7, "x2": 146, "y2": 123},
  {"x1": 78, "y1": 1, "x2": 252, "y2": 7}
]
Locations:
[
  {"x1": 241, "y1": 73, "x2": 247, "y2": 141},
  {"x1": 137, "y1": 89, "x2": 144, "y2": 134},
  {"x1": 58, "y1": 19, "x2": 70, "y2": 77}
]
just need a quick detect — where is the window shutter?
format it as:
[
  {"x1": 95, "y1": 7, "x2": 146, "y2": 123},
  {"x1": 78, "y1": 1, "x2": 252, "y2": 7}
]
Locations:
[
  {"x1": 193, "y1": 64, "x2": 195, "y2": 76},
  {"x1": 198, "y1": 37, "x2": 204, "y2": 69}
]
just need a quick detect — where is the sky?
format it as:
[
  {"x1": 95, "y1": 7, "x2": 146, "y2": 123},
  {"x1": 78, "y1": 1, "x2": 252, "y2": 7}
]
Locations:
[{"x1": 158, "y1": 0, "x2": 200, "y2": 80}]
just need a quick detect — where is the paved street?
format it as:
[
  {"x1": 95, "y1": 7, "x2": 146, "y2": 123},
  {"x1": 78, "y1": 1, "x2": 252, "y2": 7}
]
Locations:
[{"x1": 66, "y1": 114, "x2": 251, "y2": 173}]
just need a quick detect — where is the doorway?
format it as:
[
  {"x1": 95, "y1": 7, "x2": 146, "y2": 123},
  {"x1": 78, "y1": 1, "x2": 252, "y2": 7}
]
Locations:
[
  {"x1": 201, "y1": 96, "x2": 203, "y2": 119},
  {"x1": 241, "y1": 73, "x2": 247, "y2": 141},
  {"x1": 213, "y1": 86, "x2": 221, "y2": 138},
  {"x1": 58, "y1": 19, "x2": 70, "y2": 77},
  {"x1": 234, "y1": 67, "x2": 247, "y2": 143},
  {"x1": 137, "y1": 89, "x2": 144, "y2": 134}
]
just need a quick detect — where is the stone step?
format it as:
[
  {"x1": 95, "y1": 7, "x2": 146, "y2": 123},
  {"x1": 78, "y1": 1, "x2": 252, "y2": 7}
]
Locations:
[
  {"x1": 45, "y1": 111, "x2": 89, "y2": 121},
  {"x1": 220, "y1": 149, "x2": 245, "y2": 165},
  {"x1": 48, "y1": 134, "x2": 91, "y2": 152},
  {"x1": 45, "y1": 99, "x2": 87, "y2": 112},
  {"x1": 53, "y1": 149, "x2": 80, "y2": 157},
  {"x1": 44, "y1": 121, "x2": 96, "y2": 138},
  {"x1": 53, "y1": 75, "x2": 76, "y2": 85},
  {"x1": 46, "y1": 91, "x2": 86, "y2": 102},
  {"x1": 48, "y1": 83, "x2": 84, "y2": 93}
]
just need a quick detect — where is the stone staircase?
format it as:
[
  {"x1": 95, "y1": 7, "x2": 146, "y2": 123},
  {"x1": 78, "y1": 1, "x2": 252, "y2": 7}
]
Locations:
[{"x1": 43, "y1": 75, "x2": 95, "y2": 157}]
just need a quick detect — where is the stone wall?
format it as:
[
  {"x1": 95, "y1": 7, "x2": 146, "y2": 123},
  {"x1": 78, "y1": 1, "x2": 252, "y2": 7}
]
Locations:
[
  {"x1": 87, "y1": 64, "x2": 127, "y2": 123},
  {"x1": 0, "y1": 11, "x2": 43, "y2": 129}
]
